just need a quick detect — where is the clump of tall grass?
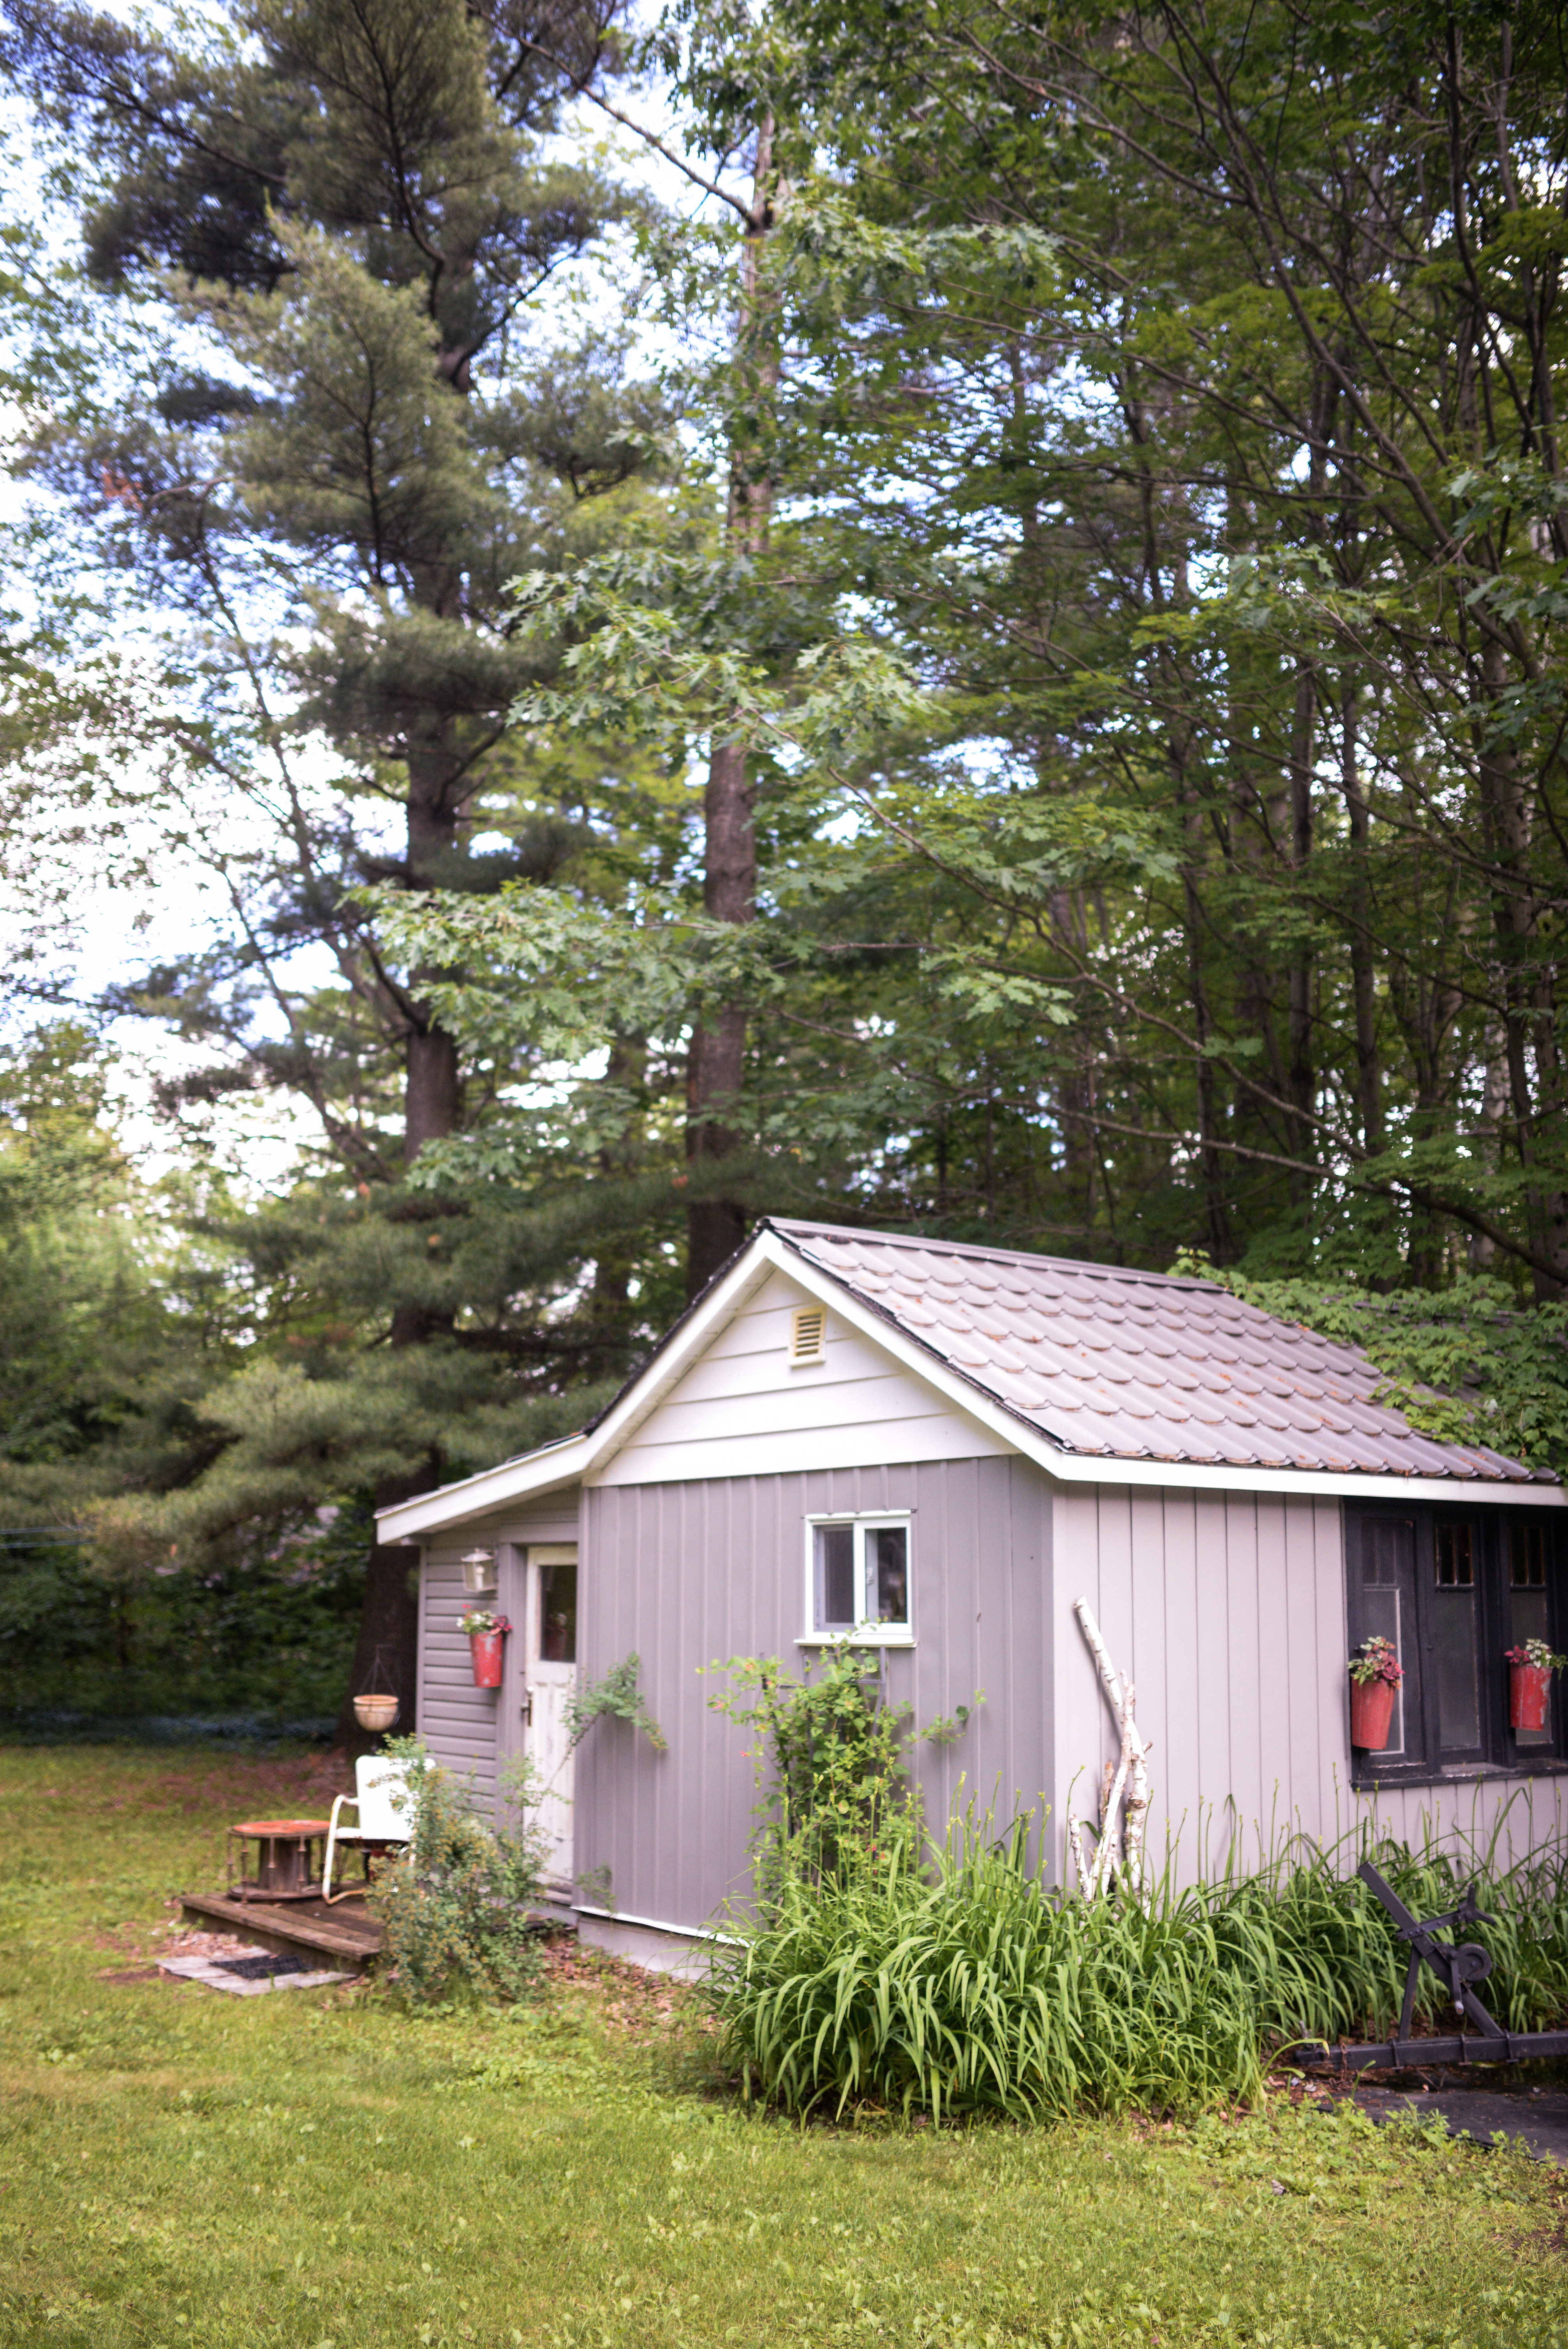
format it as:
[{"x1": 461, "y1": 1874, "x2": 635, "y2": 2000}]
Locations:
[{"x1": 708, "y1": 1813, "x2": 1568, "y2": 2122}]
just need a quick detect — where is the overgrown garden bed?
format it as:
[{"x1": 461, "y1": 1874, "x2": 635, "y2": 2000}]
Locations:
[{"x1": 5, "y1": 1745, "x2": 1568, "y2": 2349}]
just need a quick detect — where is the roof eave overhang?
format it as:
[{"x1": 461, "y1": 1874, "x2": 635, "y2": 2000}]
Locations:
[
  {"x1": 374, "y1": 1434, "x2": 593, "y2": 1542},
  {"x1": 378, "y1": 1226, "x2": 1563, "y2": 1537}
]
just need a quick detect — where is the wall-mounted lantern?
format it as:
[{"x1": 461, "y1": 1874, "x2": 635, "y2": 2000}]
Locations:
[{"x1": 461, "y1": 1547, "x2": 498, "y2": 1596}]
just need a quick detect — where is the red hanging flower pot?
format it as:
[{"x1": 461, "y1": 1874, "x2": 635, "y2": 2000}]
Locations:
[
  {"x1": 1348, "y1": 1636, "x2": 1402, "y2": 1752},
  {"x1": 458, "y1": 1611, "x2": 510, "y2": 1690},
  {"x1": 1510, "y1": 1662, "x2": 1551, "y2": 1733},
  {"x1": 1505, "y1": 1641, "x2": 1565, "y2": 1734},
  {"x1": 1350, "y1": 1676, "x2": 1396, "y2": 1751}
]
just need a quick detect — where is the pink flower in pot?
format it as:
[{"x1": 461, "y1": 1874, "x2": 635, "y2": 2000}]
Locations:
[
  {"x1": 458, "y1": 1608, "x2": 511, "y2": 1689},
  {"x1": 1348, "y1": 1635, "x2": 1403, "y2": 1750},
  {"x1": 1504, "y1": 1639, "x2": 1566, "y2": 1734}
]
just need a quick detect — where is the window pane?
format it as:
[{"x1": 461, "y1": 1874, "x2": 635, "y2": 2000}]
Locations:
[
  {"x1": 870, "y1": 1526, "x2": 909, "y2": 1626},
  {"x1": 1360, "y1": 1584, "x2": 1407, "y2": 1754},
  {"x1": 815, "y1": 1525, "x2": 855, "y2": 1629},
  {"x1": 1511, "y1": 1524, "x2": 1547, "y2": 1590},
  {"x1": 1350, "y1": 1514, "x2": 1422, "y2": 1769},
  {"x1": 539, "y1": 1561, "x2": 577, "y2": 1662},
  {"x1": 1359, "y1": 1518, "x2": 1409, "y2": 1753},
  {"x1": 1433, "y1": 1528, "x2": 1480, "y2": 1751},
  {"x1": 1435, "y1": 1522, "x2": 1474, "y2": 1588},
  {"x1": 1363, "y1": 1521, "x2": 1401, "y2": 1589}
]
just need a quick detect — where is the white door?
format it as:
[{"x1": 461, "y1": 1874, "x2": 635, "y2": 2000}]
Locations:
[{"x1": 524, "y1": 1545, "x2": 577, "y2": 1894}]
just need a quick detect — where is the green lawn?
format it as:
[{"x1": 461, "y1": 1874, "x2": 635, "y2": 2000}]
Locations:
[{"x1": 2, "y1": 1746, "x2": 1566, "y2": 2349}]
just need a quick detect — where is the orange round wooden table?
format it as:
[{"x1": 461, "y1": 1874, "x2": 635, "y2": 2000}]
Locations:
[{"x1": 226, "y1": 1818, "x2": 331, "y2": 1904}]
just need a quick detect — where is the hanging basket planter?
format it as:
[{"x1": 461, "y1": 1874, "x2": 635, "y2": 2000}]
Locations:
[
  {"x1": 1349, "y1": 1676, "x2": 1396, "y2": 1750},
  {"x1": 351, "y1": 1645, "x2": 400, "y2": 1736},
  {"x1": 458, "y1": 1609, "x2": 511, "y2": 1690},
  {"x1": 1510, "y1": 1662, "x2": 1552, "y2": 1732},
  {"x1": 1506, "y1": 1640, "x2": 1566, "y2": 1734},
  {"x1": 1348, "y1": 1635, "x2": 1402, "y2": 1752}
]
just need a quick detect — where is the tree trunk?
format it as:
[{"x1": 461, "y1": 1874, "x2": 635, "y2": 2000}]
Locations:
[
  {"x1": 404, "y1": 733, "x2": 464, "y2": 1166},
  {"x1": 342, "y1": 720, "x2": 467, "y2": 1727},
  {"x1": 1341, "y1": 682, "x2": 1383, "y2": 1157},
  {"x1": 685, "y1": 120, "x2": 777, "y2": 1300},
  {"x1": 1478, "y1": 638, "x2": 1568, "y2": 1294},
  {"x1": 334, "y1": 1467, "x2": 435, "y2": 1754},
  {"x1": 686, "y1": 743, "x2": 757, "y2": 1293},
  {"x1": 1286, "y1": 663, "x2": 1317, "y2": 1201}
]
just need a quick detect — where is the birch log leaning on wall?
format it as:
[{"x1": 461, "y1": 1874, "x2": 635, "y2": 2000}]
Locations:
[{"x1": 1070, "y1": 1597, "x2": 1153, "y2": 1899}]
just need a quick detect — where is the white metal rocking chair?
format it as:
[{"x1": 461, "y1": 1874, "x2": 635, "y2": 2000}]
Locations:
[{"x1": 323, "y1": 1754, "x2": 428, "y2": 1903}]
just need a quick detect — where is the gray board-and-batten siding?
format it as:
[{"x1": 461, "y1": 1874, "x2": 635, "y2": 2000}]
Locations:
[
  {"x1": 420, "y1": 1464, "x2": 1568, "y2": 1965},
  {"x1": 1060, "y1": 1481, "x2": 1567, "y2": 1866},
  {"x1": 574, "y1": 1456, "x2": 1053, "y2": 1939}
]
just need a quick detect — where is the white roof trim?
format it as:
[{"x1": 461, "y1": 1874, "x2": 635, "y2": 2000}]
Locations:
[
  {"x1": 375, "y1": 1435, "x2": 590, "y2": 1540},
  {"x1": 378, "y1": 1228, "x2": 1566, "y2": 1537}
]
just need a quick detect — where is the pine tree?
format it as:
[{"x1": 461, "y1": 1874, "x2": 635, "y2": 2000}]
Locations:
[{"x1": 4, "y1": 0, "x2": 681, "y2": 1734}]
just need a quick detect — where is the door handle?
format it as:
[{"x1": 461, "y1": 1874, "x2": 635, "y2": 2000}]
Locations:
[{"x1": 520, "y1": 1691, "x2": 532, "y2": 1725}]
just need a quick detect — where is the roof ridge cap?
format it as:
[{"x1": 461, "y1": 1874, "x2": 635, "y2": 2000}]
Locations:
[{"x1": 765, "y1": 1217, "x2": 1224, "y2": 1292}]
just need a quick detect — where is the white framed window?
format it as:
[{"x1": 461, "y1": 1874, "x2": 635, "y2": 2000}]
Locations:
[{"x1": 802, "y1": 1513, "x2": 913, "y2": 1645}]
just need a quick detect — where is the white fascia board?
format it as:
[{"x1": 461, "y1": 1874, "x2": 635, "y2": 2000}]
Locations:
[
  {"x1": 1039, "y1": 1456, "x2": 1566, "y2": 1505},
  {"x1": 375, "y1": 1435, "x2": 591, "y2": 1541},
  {"x1": 757, "y1": 1233, "x2": 1566, "y2": 1510}
]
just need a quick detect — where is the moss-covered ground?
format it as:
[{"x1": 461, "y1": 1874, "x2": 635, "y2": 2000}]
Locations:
[{"x1": 2, "y1": 1745, "x2": 1566, "y2": 2348}]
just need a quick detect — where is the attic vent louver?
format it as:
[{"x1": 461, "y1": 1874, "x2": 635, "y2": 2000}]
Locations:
[{"x1": 790, "y1": 1305, "x2": 827, "y2": 1363}]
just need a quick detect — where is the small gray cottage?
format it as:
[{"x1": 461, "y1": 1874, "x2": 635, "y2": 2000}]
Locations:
[{"x1": 378, "y1": 1218, "x2": 1568, "y2": 1970}]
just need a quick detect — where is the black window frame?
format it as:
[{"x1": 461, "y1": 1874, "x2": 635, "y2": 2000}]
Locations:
[{"x1": 1345, "y1": 1504, "x2": 1568, "y2": 1786}]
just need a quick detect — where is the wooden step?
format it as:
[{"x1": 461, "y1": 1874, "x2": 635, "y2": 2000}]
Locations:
[{"x1": 179, "y1": 1889, "x2": 383, "y2": 1967}]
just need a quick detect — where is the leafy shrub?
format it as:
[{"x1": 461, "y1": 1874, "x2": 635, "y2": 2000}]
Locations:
[
  {"x1": 706, "y1": 1644, "x2": 980, "y2": 1892},
  {"x1": 369, "y1": 1740, "x2": 548, "y2": 2006},
  {"x1": 709, "y1": 1813, "x2": 1568, "y2": 2122},
  {"x1": 1171, "y1": 1258, "x2": 1568, "y2": 1477},
  {"x1": 565, "y1": 1653, "x2": 666, "y2": 1752}
]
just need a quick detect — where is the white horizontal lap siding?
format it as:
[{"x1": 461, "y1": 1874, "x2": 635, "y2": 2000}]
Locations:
[
  {"x1": 593, "y1": 1269, "x2": 1010, "y2": 1487},
  {"x1": 421, "y1": 1542, "x2": 499, "y2": 1805}
]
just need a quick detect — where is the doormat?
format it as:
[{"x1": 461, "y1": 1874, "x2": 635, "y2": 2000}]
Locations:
[{"x1": 160, "y1": 1945, "x2": 349, "y2": 1996}]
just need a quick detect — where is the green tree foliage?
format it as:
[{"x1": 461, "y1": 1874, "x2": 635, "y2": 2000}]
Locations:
[
  {"x1": 0, "y1": 1025, "x2": 364, "y2": 1720},
  {"x1": 402, "y1": 0, "x2": 1568, "y2": 1312},
  {"x1": 0, "y1": 0, "x2": 701, "y2": 1731},
  {"x1": 0, "y1": 1025, "x2": 242, "y2": 1525}
]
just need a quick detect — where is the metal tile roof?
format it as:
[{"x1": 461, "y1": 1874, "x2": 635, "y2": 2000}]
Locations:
[{"x1": 768, "y1": 1220, "x2": 1553, "y2": 1484}]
